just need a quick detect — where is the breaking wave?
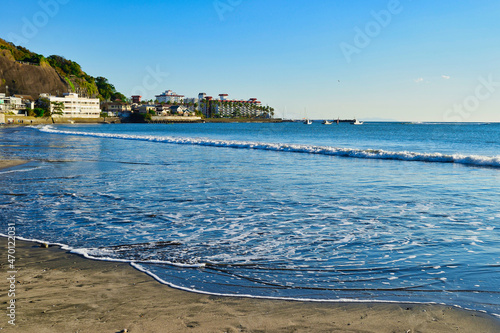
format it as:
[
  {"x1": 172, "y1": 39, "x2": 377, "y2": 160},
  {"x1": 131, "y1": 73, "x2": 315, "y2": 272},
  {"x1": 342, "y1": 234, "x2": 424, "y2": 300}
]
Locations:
[{"x1": 37, "y1": 125, "x2": 500, "y2": 169}]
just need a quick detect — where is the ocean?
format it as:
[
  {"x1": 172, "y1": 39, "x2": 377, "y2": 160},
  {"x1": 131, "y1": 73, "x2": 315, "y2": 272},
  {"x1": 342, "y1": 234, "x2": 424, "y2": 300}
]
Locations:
[{"x1": 1, "y1": 122, "x2": 499, "y2": 317}]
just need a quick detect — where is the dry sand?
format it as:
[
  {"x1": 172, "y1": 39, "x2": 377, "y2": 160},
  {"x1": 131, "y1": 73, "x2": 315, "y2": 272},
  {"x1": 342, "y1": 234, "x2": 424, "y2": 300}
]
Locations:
[{"x1": 0, "y1": 239, "x2": 499, "y2": 333}]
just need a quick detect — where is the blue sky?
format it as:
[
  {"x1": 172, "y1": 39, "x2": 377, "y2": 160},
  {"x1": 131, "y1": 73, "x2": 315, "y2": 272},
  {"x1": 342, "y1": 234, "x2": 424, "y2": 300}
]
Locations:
[{"x1": 2, "y1": 0, "x2": 500, "y2": 121}]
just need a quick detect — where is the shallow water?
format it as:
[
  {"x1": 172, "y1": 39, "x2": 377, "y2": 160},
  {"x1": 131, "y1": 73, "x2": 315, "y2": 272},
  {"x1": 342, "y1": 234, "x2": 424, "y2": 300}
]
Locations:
[{"x1": 0, "y1": 122, "x2": 499, "y2": 316}]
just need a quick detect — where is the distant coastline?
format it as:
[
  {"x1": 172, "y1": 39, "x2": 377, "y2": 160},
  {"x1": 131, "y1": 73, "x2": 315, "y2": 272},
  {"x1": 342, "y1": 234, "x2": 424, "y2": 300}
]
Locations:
[
  {"x1": 1, "y1": 115, "x2": 378, "y2": 126},
  {"x1": 1, "y1": 115, "x2": 289, "y2": 126},
  {"x1": 0, "y1": 115, "x2": 121, "y2": 126}
]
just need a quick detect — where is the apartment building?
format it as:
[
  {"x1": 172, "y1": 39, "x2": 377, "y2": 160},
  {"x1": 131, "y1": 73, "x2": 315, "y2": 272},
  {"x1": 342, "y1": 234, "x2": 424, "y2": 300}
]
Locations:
[{"x1": 40, "y1": 93, "x2": 101, "y2": 118}]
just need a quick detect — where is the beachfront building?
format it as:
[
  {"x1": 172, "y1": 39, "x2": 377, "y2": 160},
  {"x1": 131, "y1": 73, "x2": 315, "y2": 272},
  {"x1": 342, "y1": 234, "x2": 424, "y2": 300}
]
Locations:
[
  {"x1": 40, "y1": 93, "x2": 101, "y2": 118},
  {"x1": 170, "y1": 105, "x2": 190, "y2": 115},
  {"x1": 152, "y1": 90, "x2": 273, "y2": 118},
  {"x1": 156, "y1": 104, "x2": 170, "y2": 115},
  {"x1": 0, "y1": 94, "x2": 24, "y2": 111},
  {"x1": 102, "y1": 101, "x2": 132, "y2": 115},
  {"x1": 199, "y1": 93, "x2": 270, "y2": 118},
  {"x1": 197, "y1": 93, "x2": 207, "y2": 114},
  {"x1": 138, "y1": 104, "x2": 156, "y2": 114},
  {"x1": 16, "y1": 95, "x2": 35, "y2": 110},
  {"x1": 102, "y1": 101, "x2": 132, "y2": 117},
  {"x1": 0, "y1": 94, "x2": 37, "y2": 116},
  {"x1": 182, "y1": 97, "x2": 199, "y2": 108},
  {"x1": 155, "y1": 90, "x2": 185, "y2": 104}
]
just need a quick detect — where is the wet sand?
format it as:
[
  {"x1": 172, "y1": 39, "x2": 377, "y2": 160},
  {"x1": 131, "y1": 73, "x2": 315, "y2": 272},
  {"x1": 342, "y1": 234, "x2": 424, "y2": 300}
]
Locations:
[
  {"x1": 0, "y1": 238, "x2": 499, "y2": 333},
  {"x1": 0, "y1": 160, "x2": 28, "y2": 170}
]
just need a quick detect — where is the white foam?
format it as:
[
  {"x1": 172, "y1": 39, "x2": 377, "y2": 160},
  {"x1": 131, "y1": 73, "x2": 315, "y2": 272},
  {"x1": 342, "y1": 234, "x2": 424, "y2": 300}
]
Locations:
[
  {"x1": 0, "y1": 234, "x2": 207, "y2": 268},
  {"x1": 2, "y1": 234, "x2": 498, "y2": 318},
  {"x1": 129, "y1": 262, "x2": 428, "y2": 305},
  {"x1": 0, "y1": 166, "x2": 42, "y2": 174},
  {"x1": 37, "y1": 126, "x2": 500, "y2": 168}
]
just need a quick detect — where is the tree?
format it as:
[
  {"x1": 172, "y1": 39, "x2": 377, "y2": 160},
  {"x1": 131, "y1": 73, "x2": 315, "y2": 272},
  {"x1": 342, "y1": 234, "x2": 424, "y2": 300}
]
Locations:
[
  {"x1": 112, "y1": 92, "x2": 127, "y2": 102},
  {"x1": 33, "y1": 108, "x2": 45, "y2": 117},
  {"x1": 95, "y1": 76, "x2": 115, "y2": 101},
  {"x1": 47, "y1": 55, "x2": 83, "y2": 76},
  {"x1": 37, "y1": 98, "x2": 51, "y2": 117},
  {"x1": 51, "y1": 101, "x2": 64, "y2": 116}
]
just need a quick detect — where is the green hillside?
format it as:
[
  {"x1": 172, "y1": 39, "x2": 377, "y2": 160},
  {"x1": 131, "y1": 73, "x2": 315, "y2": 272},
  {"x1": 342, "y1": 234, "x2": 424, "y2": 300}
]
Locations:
[{"x1": 0, "y1": 38, "x2": 125, "y2": 101}]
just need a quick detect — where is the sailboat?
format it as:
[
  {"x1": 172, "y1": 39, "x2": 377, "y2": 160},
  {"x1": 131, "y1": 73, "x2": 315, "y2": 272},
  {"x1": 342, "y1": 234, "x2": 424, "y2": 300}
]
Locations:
[
  {"x1": 303, "y1": 108, "x2": 312, "y2": 125},
  {"x1": 350, "y1": 118, "x2": 363, "y2": 125},
  {"x1": 322, "y1": 119, "x2": 332, "y2": 125},
  {"x1": 336, "y1": 117, "x2": 340, "y2": 125}
]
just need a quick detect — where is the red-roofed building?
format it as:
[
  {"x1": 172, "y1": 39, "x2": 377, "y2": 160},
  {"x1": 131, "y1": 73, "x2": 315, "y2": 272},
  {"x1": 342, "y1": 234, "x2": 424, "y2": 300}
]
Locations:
[
  {"x1": 192, "y1": 91, "x2": 272, "y2": 119},
  {"x1": 131, "y1": 95, "x2": 142, "y2": 104},
  {"x1": 219, "y1": 94, "x2": 229, "y2": 101}
]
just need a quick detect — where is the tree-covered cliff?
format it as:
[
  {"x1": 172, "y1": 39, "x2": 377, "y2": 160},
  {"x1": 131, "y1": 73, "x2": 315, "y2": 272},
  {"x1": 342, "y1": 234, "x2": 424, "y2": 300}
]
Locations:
[{"x1": 0, "y1": 38, "x2": 125, "y2": 101}]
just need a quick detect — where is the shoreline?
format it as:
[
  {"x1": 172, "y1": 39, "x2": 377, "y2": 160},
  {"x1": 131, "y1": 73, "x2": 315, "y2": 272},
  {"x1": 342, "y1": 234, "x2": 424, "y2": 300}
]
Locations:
[
  {"x1": 0, "y1": 159, "x2": 28, "y2": 170},
  {"x1": 1, "y1": 115, "x2": 287, "y2": 126},
  {"x1": 1, "y1": 238, "x2": 499, "y2": 332},
  {"x1": 0, "y1": 116, "x2": 121, "y2": 126}
]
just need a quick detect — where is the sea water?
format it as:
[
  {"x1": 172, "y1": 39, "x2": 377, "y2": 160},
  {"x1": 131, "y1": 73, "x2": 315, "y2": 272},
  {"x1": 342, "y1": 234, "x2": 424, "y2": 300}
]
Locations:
[{"x1": 0, "y1": 122, "x2": 499, "y2": 316}]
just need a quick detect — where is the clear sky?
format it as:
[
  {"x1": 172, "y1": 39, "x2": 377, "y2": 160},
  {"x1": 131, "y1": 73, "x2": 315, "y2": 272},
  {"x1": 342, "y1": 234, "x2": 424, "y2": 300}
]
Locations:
[{"x1": 2, "y1": 0, "x2": 500, "y2": 121}]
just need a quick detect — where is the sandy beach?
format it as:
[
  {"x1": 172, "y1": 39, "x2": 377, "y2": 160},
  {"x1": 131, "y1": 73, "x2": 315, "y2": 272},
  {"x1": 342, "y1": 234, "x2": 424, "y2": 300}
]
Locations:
[
  {"x1": 0, "y1": 237, "x2": 498, "y2": 333},
  {"x1": 0, "y1": 159, "x2": 28, "y2": 170}
]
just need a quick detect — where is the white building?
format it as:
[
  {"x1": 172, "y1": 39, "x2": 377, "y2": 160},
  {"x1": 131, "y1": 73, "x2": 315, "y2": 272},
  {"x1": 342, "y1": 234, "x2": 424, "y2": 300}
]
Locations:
[
  {"x1": 183, "y1": 97, "x2": 199, "y2": 105},
  {"x1": 0, "y1": 94, "x2": 24, "y2": 111},
  {"x1": 199, "y1": 93, "x2": 265, "y2": 118},
  {"x1": 155, "y1": 90, "x2": 185, "y2": 104},
  {"x1": 40, "y1": 93, "x2": 101, "y2": 118}
]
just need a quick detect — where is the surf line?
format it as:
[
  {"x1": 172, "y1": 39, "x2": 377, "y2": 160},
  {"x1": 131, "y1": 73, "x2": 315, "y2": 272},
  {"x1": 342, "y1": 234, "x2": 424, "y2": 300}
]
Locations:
[{"x1": 37, "y1": 126, "x2": 500, "y2": 169}]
